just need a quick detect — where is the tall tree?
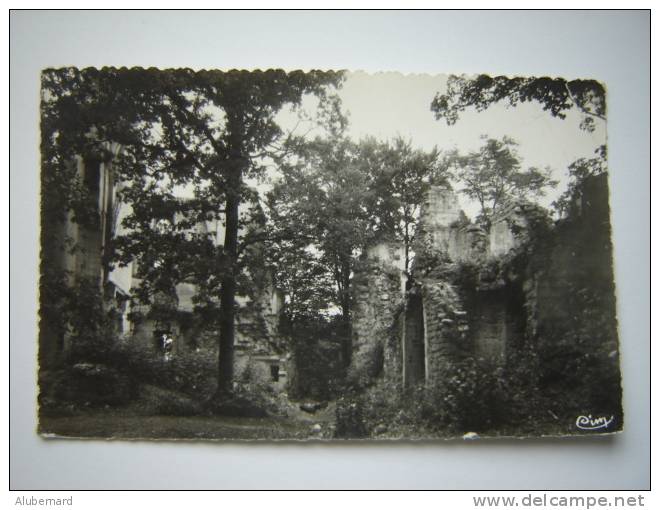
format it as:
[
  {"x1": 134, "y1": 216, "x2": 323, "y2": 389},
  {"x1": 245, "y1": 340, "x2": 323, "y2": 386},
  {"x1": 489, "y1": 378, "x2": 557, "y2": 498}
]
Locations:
[
  {"x1": 267, "y1": 135, "x2": 446, "y2": 327},
  {"x1": 41, "y1": 68, "x2": 344, "y2": 396},
  {"x1": 360, "y1": 136, "x2": 447, "y2": 273},
  {"x1": 267, "y1": 135, "x2": 372, "y2": 364},
  {"x1": 263, "y1": 193, "x2": 336, "y2": 327},
  {"x1": 447, "y1": 136, "x2": 558, "y2": 229}
]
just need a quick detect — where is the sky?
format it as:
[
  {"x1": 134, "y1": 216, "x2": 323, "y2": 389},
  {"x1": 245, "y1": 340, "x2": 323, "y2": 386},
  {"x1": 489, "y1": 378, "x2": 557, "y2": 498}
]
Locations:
[{"x1": 278, "y1": 71, "x2": 607, "y2": 220}]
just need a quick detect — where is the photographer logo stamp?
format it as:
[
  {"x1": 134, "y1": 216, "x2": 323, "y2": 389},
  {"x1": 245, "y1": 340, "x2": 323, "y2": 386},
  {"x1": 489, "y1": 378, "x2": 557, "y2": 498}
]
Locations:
[{"x1": 575, "y1": 414, "x2": 614, "y2": 431}]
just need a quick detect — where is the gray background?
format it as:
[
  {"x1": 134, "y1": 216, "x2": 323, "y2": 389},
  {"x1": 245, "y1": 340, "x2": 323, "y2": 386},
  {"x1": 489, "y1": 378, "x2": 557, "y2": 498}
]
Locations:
[{"x1": 10, "y1": 10, "x2": 650, "y2": 489}]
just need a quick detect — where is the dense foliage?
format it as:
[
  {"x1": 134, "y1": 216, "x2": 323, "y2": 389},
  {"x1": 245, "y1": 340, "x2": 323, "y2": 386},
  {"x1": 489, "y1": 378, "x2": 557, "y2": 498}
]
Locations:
[
  {"x1": 431, "y1": 74, "x2": 606, "y2": 131},
  {"x1": 41, "y1": 67, "x2": 344, "y2": 394}
]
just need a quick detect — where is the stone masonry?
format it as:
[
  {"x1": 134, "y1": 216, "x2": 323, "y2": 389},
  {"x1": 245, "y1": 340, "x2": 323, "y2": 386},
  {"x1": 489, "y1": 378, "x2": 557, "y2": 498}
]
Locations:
[
  {"x1": 350, "y1": 185, "x2": 532, "y2": 390},
  {"x1": 349, "y1": 241, "x2": 406, "y2": 387}
]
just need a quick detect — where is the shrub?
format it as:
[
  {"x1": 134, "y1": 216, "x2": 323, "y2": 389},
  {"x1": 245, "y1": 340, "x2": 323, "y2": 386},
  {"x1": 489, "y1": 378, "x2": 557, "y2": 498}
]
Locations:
[
  {"x1": 39, "y1": 363, "x2": 136, "y2": 414},
  {"x1": 136, "y1": 384, "x2": 203, "y2": 417},
  {"x1": 113, "y1": 341, "x2": 218, "y2": 401},
  {"x1": 362, "y1": 380, "x2": 434, "y2": 437},
  {"x1": 287, "y1": 323, "x2": 345, "y2": 401},
  {"x1": 229, "y1": 362, "x2": 288, "y2": 417},
  {"x1": 334, "y1": 396, "x2": 368, "y2": 438},
  {"x1": 421, "y1": 357, "x2": 505, "y2": 434}
]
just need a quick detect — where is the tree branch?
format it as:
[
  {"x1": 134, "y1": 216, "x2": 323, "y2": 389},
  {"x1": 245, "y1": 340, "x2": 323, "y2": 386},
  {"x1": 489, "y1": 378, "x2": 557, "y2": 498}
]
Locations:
[
  {"x1": 165, "y1": 91, "x2": 228, "y2": 157},
  {"x1": 565, "y1": 83, "x2": 606, "y2": 121}
]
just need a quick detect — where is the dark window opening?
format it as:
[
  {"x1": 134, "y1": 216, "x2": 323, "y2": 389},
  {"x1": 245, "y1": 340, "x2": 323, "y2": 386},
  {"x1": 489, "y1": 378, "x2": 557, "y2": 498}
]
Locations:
[
  {"x1": 270, "y1": 364, "x2": 280, "y2": 382},
  {"x1": 84, "y1": 159, "x2": 101, "y2": 196}
]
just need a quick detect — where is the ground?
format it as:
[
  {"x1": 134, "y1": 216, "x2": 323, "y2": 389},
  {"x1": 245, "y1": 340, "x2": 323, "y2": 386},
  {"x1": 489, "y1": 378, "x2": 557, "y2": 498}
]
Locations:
[{"x1": 39, "y1": 402, "x2": 339, "y2": 441}]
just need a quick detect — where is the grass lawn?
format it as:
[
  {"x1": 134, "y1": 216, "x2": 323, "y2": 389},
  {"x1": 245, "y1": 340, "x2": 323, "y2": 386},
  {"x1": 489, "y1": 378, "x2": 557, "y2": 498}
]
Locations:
[{"x1": 39, "y1": 413, "x2": 330, "y2": 441}]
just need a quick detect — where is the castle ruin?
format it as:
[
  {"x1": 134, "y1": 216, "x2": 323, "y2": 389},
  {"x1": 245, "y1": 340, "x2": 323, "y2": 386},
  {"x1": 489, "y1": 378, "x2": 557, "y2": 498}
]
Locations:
[{"x1": 349, "y1": 178, "x2": 619, "y2": 409}]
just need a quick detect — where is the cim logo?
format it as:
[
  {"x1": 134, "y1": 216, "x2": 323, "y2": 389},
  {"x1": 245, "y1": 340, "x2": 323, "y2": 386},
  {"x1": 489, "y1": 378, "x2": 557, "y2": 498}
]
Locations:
[{"x1": 575, "y1": 414, "x2": 614, "y2": 431}]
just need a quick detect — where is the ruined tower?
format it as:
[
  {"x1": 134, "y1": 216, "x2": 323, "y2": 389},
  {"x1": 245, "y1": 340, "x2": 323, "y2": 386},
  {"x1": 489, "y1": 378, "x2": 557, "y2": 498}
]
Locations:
[
  {"x1": 348, "y1": 239, "x2": 406, "y2": 387},
  {"x1": 416, "y1": 186, "x2": 488, "y2": 262}
]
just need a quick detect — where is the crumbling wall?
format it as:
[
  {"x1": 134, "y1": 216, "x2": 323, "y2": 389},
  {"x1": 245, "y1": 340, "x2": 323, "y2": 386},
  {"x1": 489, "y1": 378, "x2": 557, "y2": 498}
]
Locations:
[
  {"x1": 469, "y1": 285, "x2": 526, "y2": 366},
  {"x1": 420, "y1": 187, "x2": 463, "y2": 230},
  {"x1": 415, "y1": 186, "x2": 489, "y2": 263},
  {"x1": 348, "y1": 176, "x2": 621, "y2": 433},
  {"x1": 402, "y1": 185, "x2": 532, "y2": 388},
  {"x1": 349, "y1": 242, "x2": 406, "y2": 387},
  {"x1": 528, "y1": 173, "x2": 621, "y2": 417},
  {"x1": 351, "y1": 179, "x2": 617, "y2": 389},
  {"x1": 418, "y1": 279, "x2": 470, "y2": 389},
  {"x1": 489, "y1": 220, "x2": 516, "y2": 257},
  {"x1": 349, "y1": 186, "x2": 514, "y2": 390},
  {"x1": 402, "y1": 290, "x2": 425, "y2": 387},
  {"x1": 470, "y1": 289, "x2": 508, "y2": 363}
]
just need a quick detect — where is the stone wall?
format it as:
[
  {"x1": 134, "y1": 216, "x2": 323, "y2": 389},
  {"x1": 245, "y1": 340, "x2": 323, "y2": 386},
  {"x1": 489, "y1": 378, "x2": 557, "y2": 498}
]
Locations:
[
  {"x1": 420, "y1": 186, "x2": 463, "y2": 229},
  {"x1": 469, "y1": 285, "x2": 526, "y2": 366},
  {"x1": 350, "y1": 184, "x2": 545, "y2": 389},
  {"x1": 418, "y1": 279, "x2": 470, "y2": 389},
  {"x1": 349, "y1": 241, "x2": 406, "y2": 387},
  {"x1": 469, "y1": 289, "x2": 508, "y2": 363},
  {"x1": 415, "y1": 186, "x2": 489, "y2": 263},
  {"x1": 235, "y1": 352, "x2": 288, "y2": 392},
  {"x1": 348, "y1": 175, "x2": 621, "y2": 432},
  {"x1": 349, "y1": 175, "x2": 620, "y2": 419},
  {"x1": 40, "y1": 154, "x2": 117, "y2": 367},
  {"x1": 402, "y1": 290, "x2": 425, "y2": 387},
  {"x1": 528, "y1": 173, "x2": 621, "y2": 415}
]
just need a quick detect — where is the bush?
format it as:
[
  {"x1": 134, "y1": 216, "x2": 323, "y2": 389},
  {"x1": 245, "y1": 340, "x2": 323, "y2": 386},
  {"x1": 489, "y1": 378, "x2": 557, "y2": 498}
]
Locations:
[
  {"x1": 334, "y1": 396, "x2": 368, "y2": 438},
  {"x1": 228, "y1": 363, "x2": 288, "y2": 417},
  {"x1": 287, "y1": 322, "x2": 345, "y2": 401},
  {"x1": 113, "y1": 341, "x2": 218, "y2": 401},
  {"x1": 335, "y1": 355, "x2": 541, "y2": 439},
  {"x1": 364, "y1": 381, "x2": 433, "y2": 438},
  {"x1": 39, "y1": 363, "x2": 136, "y2": 414},
  {"x1": 136, "y1": 384, "x2": 203, "y2": 417},
  {"x1": 418, "y1": 357, "x2": 505, "y2": 434}
]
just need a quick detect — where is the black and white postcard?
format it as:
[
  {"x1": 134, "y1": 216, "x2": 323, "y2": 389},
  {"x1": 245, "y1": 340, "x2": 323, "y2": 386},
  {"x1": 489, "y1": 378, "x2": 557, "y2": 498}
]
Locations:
[{"x1": 38, "y1": 68, "x2": 622, "y2": 440}]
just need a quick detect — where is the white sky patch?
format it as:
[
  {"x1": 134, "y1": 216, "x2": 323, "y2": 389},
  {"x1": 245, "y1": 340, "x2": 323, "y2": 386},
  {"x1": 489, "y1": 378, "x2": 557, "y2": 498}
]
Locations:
[{"x1": 334, "y1": 71, "x2": 607, "y2": 219}]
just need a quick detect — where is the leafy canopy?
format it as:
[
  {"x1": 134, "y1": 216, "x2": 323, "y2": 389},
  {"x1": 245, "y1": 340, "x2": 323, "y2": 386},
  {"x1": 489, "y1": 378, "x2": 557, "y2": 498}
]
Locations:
[
  {"x1": 359, "y1": 136, "x2": 448, "y2": 272},
  {"x1": 431, "y1": 74, "x2": 606, "y2": 132},
  {"x1": 41, "y1": 67, "x2": 344, "y2": 324},
  {"x1": 446, "y1": 136, "x2": 558, "y2": 228},
  {"x1": 267, "y1": 134, "x2": 372, "y2": 323}
]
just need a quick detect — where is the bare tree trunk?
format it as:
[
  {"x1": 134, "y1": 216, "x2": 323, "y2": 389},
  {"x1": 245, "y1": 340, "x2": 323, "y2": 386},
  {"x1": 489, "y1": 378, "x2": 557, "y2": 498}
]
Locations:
[
  {"x1": 404, "y1": 220, "x2": 410, "y2": 274},
  {"x1": 339, "y1": 260, "x2": 352, "y2": 367},
  {"x1": 217, "y1": 153, "x2": 243, "y2": 396}
]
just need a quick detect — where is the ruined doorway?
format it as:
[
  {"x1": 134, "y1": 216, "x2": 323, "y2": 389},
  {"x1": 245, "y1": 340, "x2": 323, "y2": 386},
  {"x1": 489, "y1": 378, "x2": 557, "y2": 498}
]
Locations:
[
  {"x1": 270, "y1": 364, "x2": 280, "y2": 382},
  {"x1": 470, "y1": 284, "x2": 525, "y2": 366},
  {"x1": 403, "y1": 293, "x2": 426, "y2": 387}
]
